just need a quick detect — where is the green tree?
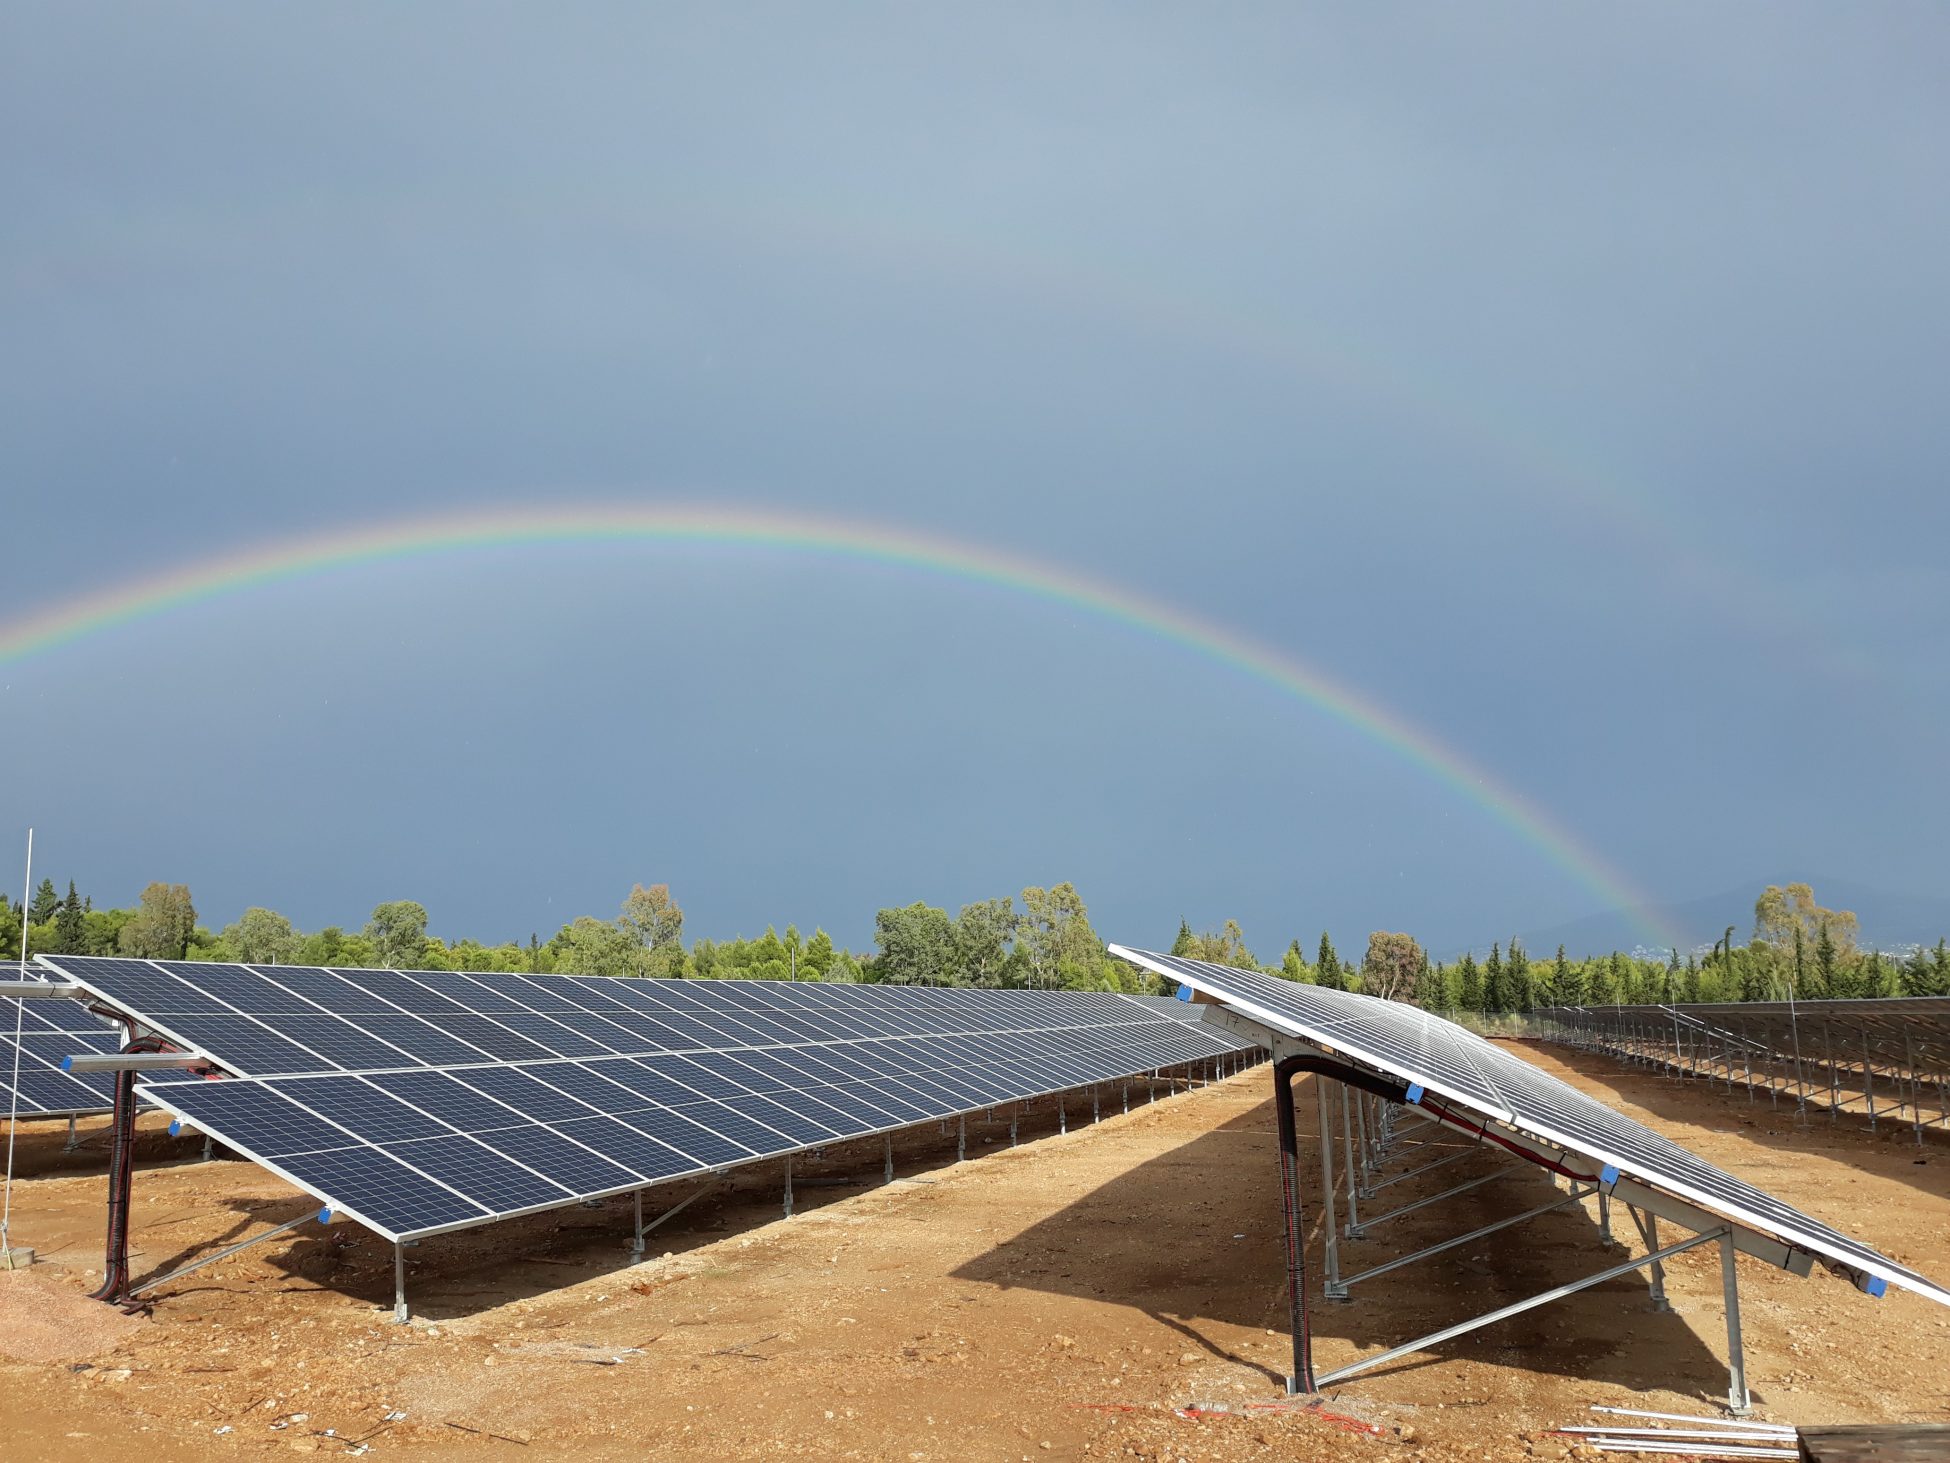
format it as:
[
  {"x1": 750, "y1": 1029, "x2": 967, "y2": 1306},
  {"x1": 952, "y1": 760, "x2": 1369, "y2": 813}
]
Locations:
[
  {"x1": 364, "y1": 901, "x2": 430, "y2": 970},
  {"x1": 1360, "y1": 931, "x2": 1424, "y2": 1002},
  {"x1": 952, "y1": 898, "x2": 1017, "y2": 988},
  {"x1": 1507, "y1": 939, "x2": 1532, "y2": 1013},
  {"x1": 619, "y1": 883, "x2": 685, "y2": 978},
  {"x1": 803, "y1": 928, "x2": 836, "y2": 981},
  {"x1": 29, "y1": 878, "x2": 58, "y2": 927},
  {"x1": 1279, "y1": 939, "x2": 1313, "y2": 984},
  {"x1": 873, "y1": 903, "x2": 955, "y2": 985},
  {"x1": 1550, "y1": 944, "x2": 1579, "y2": 1005},
  {"x1": 1019, "y1": 883, "x2": 1100, "y2": 989},
  {"x1": 119, "y1": 882, "x2": 197, "y2": 960},
  {"x1": 1316, "y1": 933, "x2": 1342, "y2": 992},
  {"x1": 1170, "y1": 919, "x2": 1196, "y2": 957},
  {"x1": 555, "y1": 915, "x2": 637, "y2": 977},
  {"x1": 1483, "y1": 943, "x2": 1506, "y2": 1015},
  {"x1": 1755, "y1": 884, "x2": 1858, "y2": 966},
  {"x1": 1813, "y1": 920, "x2": 1839, "y2": 1000},
  {"x1": 225, "y1": 907, "x2": 300, "y2": 965},
  {"x1": 1456, "y1": 952, "x2": 1483, "y2": 1013},
  {"x1": 53, "y1": 880, "x2": 86, "y2": 954}
]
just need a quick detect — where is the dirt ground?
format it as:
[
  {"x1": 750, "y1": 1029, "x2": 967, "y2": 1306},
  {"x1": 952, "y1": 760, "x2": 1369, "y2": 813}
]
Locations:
[{"x1": 2, "y1": 1041, "x2": 1947, "y2": 1462}]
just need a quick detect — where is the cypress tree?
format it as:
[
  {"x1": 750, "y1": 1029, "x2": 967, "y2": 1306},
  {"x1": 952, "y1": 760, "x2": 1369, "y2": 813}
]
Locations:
[
  {"x1": 1457, "y1": 952, "x2": 1483, "y2": 1012},
  {"x1": 54, "y1": 880, "x2": 85, "y2": 954},
  {"x1": 1551, "y1": 944, "x2": 1576, "y2": 1005},
  {"x1": 1171, "y1": 919, "x2": 1196, "y2": 957},
  {"x1": 1316, "y1": 933, "x2": 1341, "y2": 991},
  {"x1": 1484, "y1": 943, "x2": 1506, "y2": 1014},
  {"x1": 29, "y1": 878, "x2": 58, "y2": 927}
]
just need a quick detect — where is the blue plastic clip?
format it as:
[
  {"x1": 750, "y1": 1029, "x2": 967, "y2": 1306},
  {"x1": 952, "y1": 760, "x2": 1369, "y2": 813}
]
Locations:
[
  {"x1": 1600, "y1": 1164, "x2": 1620, "y2": 1187},
  {"x1": 1405, "y1": 1084, "x2": 1424, "y2": 1104},
  {"x1": 168, "y1": 1119, "x2": 182, "y2": 1137},
  {"x1": 1175, "y1": 985, "x2": 1193, "y2": 1002},
  {"x1": 317, "y1": 1207, "x2": 334, "y2": 1226},
  {"x1": 59, "y1": 1055, "x2": 74, "y2": 1072},
  {"x1": 1866, "y1": 1276, "x2": 1887, "y2": 1298}
]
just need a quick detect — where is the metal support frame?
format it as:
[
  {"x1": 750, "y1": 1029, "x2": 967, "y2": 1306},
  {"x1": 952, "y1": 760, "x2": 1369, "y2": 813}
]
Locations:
[
  {"x1": 393, "y1": 1242, "x2": 408, "y2": 1324},
  {"x1": 63, "y1": 1116, "x2": 80, "y2": 1152},
  {"x1": 1317, "y1": 1073, "x2": 1345, "y2": 1300},
  {"x1": 633, "y1": 1184, "x2": 711, "y2": 1258},
  {"x1": 884, "y1": 1133, "x2": 895, "y2": 1183},
  {"x1": 1340, "y1": 1084, "x2": 1364, "y2": 1236},
  {"x1": 1367, "y1": 1143, "x2": 1476, "y2": 1193},
  {"x1": 1353, "y1": 1168, "x2": 1507, "y2": 1233},
  {"x1": 1315, "y1": 1226, "x2": 1735, "y2": 1390},
  {"x1": 130, "y1": 1208, "x2": 321, "y2": 1298},
  {"x1": 956, "y1": 1114, "x2": 966, "y2": 1162},
  {"x1": 1720, "y1": 1231, "x2": 1751, "y2": 1415},
  {"x1": 1337, "y1": 1185, "x2": 1595, "y2": 1291}
]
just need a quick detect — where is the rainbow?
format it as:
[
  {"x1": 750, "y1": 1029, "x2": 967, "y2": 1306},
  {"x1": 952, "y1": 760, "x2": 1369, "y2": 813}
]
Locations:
[{"x1": 0, "y1": 503, "x2": 1681, "y2": 950}]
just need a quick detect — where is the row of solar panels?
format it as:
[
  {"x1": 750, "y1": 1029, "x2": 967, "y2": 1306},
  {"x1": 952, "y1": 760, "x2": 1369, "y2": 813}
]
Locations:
[
  {"x1": 1109, "y1": 947, "x2": 1950, "y2": 1310},
  {"x1": 1538, "y1": 998, "x2": 1950, "y2": 1069},
  {"x1": 32, "y1": 954, "x2": 1258, "y2": 1241}
]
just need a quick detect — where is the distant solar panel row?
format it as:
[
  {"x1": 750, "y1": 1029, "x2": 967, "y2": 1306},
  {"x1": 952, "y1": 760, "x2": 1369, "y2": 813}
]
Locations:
[
  {"x1": 36, "y1": 956, "x2": 1204, "y2": 1079},
  {"x1": 36, "y1": 954, "x2": 1256, "y2": 1242},
  {"x1": 0, "y1": 991, "x2": 124, "y2": 1116},
  {"x1": 1110, "y1": 946, "x2": 1950, "y2": 1309}
]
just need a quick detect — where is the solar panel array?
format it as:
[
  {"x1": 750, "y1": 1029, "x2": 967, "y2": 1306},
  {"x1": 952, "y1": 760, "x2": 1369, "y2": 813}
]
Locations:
[
  {"x1": 37, "y1": 954, "x2": 1256, "y2": 1241},
  {"x1": 0, "y1": 988, "x2": 124, "y2": 1116},
  {"x1": 1109, "y1": 945, "x2": 1950, "y2": 1310}
]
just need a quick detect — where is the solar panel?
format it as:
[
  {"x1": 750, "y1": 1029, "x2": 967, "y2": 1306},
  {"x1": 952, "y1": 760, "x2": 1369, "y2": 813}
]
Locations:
[
  {"x1": 0, "y1": 988, "x2": 125, "y2": 1117},
  {"x1": 1108, "y1": 946, "x2": 1950, "y2": 1310},
  {"x1": 36, "y1": 953, "x2": 1259, "y2": 1242}
]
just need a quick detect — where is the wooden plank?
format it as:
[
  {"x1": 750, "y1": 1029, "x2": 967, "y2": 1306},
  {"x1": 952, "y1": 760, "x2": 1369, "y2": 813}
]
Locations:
[{"x1": 1798, "y1": 1424, "x2": 1950, "y2": 1463}]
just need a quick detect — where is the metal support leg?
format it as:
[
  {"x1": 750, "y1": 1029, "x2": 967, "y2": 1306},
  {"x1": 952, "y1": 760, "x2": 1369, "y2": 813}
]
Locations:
[
  {"x1": 1092, "y1": 1089, "x2": 1100, "y2": 1123},
  {"x1": 1340, "y1": 1085, "x2": 1364, "y2": 1238},
  {"x1": 956, "y1": 1114, "x2": 966, "y2": 1162},
  {"x1": 64, "y1": 1116, "x2": 80, "y2": 1152},
  {"x1": 1317, "y1": 1077, "x2": 1346, "y2": 1300},
  {"x1": 1059, "y1": 1099, "x2": 1067, "y2": 1135},
  {"x1": 1630, "y1": 1207, "x2": 1670, "y2": 1312},
  {"x1": 202, "y1": 1135, "x2": 214, "y2": 1162},
  {"x1": 884, "y1": 1133, "x2": 895, "y2": 1183},
  {"x1": 1599, "y1": 1187, "x2": 1614, "y2": 1245},
  {"x1": 1009, "y1": 1110, "x2": 1019, "y2": 1146},
  {"x1": 1720, "y1": 1232, "x2": 1750, "y2": 1416},
  {"x1": 393, "y1": 1242, "x2": 409, "y2": 1325},
  {"x1": 1122, "y1": 1083, "x2": 1129, "y2": 1114},
  {"x1": 1354, "y1": 1088, "x2": 1372, "y2": 1192},
  {"x1": 783, "y1": 1156, "x2": 794, "y2": 1219},
  {"x1": 631, "y1": 1190, "x2": 645, "y2": 1258}
]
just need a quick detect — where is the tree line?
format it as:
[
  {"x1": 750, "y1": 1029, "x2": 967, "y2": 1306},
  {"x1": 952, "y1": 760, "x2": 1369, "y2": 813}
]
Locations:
[{"x1": 2, "y1": 875, "x2": 1944, "y2": 1005}]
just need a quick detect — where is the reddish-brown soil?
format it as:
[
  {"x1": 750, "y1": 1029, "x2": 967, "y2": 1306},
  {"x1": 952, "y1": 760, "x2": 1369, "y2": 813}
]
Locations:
[{"x1": 1, "y1": 1042, "x2": 1945, "y2": 1462}]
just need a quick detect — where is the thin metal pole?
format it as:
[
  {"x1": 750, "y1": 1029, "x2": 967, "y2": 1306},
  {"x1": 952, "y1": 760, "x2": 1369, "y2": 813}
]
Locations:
[
  {"x1": 1630, "y1": 1206, "x2": 1669, "y2": 1312},
  {"x1": 1315, "y1": 1226, "x2": 1725, "y2": 1386},
  {"x1": 0, "y1": 827, "x2": 33, "y2": 1257},
  {"x1": 884, "y1": 1133, "x2": 895, "y2": 1183},
  {"x1": 1356, "y1": 1169, "x2": 1506, "y2": 1231},
  {"x1": 783, "y1": 1155, "x2": 794, "y2": 1219},
  {"x1": 132, "y1": 1209, "x2": 320, "y2": 1296},
  {"x1": 1058, "y1": 1098, "x2": 1067, "y2": 1135},
  {"x1": 1338, "y1": 1186, "x2": 1592, "y2": 1290},
  {"x1": 956, "y1": 1114, "x2": 966, "y2": 1162},
  {"x1": 1316, "y1": 1075, "x2": 1345, "y2": 1299},
  {"x1": 64, "y1": 1116, "x2": 79, "y2": 1152},
  {"x1": 1367, "y1": 1144, "x2": 1476, "y2": 1193},
  {"x1": 631, "y1": 1190, "x2": 645, "y2": 1258},
  {"x1": 393, "y1": 1242, "x2": 409, "y2": 1325},
  {"x1": 1720, "y1": 1231, "x2": 1750, "y2": 1416}
]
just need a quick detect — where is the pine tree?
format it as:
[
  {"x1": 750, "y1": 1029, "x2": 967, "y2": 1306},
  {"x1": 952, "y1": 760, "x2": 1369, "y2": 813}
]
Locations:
[
  {"x1": 1170, "y1": 920, "x2": 1196, "y2": 957},
  {"x1": 54, "y1": 880, "x2": 85, "y2": 954},
  {"x1": 1457, "y1": 952, "x2": 1484, "y2": 1013},
  {"x1": 29, "y1": 878, "x2": 58, "y2": 927},
  {"x1": 1316, "y1": 933, "x2": 1341, "y2": 991},
  {"x1": 1814, "y1": 920, "x2": 1838, "y2": 1000},
  {"x1": 1551, "y1": 944, "x2": 1576, "y2": 1005},
  {"x1": 1280, "y1": 938, "x2": 1311, "y2": 984},
  {"x1": 1483, "y1": 943, "x2": 1506, "y2": 1014},
  {"x1": 1507, "y1": 939, "x2": 1532, "y2": 1013}
]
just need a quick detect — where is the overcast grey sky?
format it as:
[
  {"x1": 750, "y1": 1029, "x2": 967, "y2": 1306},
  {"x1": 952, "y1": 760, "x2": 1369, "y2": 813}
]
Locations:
[{"x1": 3, "y1": 5, "x2": 1945, "y2": 955}]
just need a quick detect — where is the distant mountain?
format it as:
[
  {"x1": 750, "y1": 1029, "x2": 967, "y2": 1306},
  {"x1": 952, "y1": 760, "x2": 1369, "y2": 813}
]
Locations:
[{"x1": 1463, "y1": 877, "x2": 1950, "y2": 961}]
